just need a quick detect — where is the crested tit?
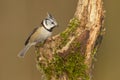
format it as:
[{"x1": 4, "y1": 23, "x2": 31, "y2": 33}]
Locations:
[{"x1": 18, "y1": 13, "x2": 58, "y2": 58}]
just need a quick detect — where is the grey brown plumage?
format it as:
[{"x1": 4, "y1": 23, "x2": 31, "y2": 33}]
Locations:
[
  {"x1": 18, "y1": 13, "x2": 58, "y2": 58},
  {"x1": 25, "y1": 27, "x2": 39, "y2": 45}
]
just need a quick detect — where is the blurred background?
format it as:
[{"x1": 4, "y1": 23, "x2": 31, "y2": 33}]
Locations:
[{"x1": 0, "y1": 0, "x2": 119, "y2": 80}]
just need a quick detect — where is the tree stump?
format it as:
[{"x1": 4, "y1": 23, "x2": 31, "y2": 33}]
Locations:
[{"x1": 36, "y1": 0, "x2": 105, "y2": 80}]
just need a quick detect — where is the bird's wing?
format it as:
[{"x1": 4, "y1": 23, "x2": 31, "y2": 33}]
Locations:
[{"x1": 25, "y1": 26, "x2": 39, "y2": 45}]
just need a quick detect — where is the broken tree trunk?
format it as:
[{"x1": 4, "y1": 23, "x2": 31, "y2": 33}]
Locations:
[{"x1": 36, "y1": 0, "x2": 105, "y2": 80}]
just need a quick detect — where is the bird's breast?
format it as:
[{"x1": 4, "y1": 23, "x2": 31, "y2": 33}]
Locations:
[{"x1": 30, "y1": 27, "x2": 52, "y2": 43}]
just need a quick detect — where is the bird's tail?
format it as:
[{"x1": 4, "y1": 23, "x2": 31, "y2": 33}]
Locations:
[{"x1": 17, "y1": 43, "x2": 33, "y2": 58}]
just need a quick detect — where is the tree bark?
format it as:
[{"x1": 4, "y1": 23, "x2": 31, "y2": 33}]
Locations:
[{"x1": 36, "y1": 0, "x2": 105, "y2": 80}]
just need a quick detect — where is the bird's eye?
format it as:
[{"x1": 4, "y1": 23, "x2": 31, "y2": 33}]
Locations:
[{"x1": 51, "y1": 22, "x2": 54, "y2": 24}]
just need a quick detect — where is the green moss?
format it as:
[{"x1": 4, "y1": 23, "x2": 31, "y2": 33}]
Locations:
[
  {"x1": 92, "y1": 47, "x2": 98, "y2": 57},
  {"x1": 60, "y1": 18, "x2": 79, "y2": 37},
  {"x1": 36, "y1": 18, "x2": 90, "y2": 80},
  {"x1": 65, "y1": 53, "x2": 88, "y2": 80},
  {"x1": 37, "y1": 43, "x2": 90, "y2": 80},
  {"x1": 92, "y1": 29, "x2": 104, "y2": 59},
  {"x1": 37, "y1": 52, "x2": 89, "y2": 80},
  {"x1": 59, "y1": 18, "x2": 80, "y2": 48}
]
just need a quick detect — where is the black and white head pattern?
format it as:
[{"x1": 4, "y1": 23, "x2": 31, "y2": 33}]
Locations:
[{"x1": 42, "y1": 13, "x2": 58, "y2": 31}]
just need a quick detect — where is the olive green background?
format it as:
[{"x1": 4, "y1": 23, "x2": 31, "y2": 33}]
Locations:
[{"x1": 0, "y1": 0, "x2": 119, "y2": 80}]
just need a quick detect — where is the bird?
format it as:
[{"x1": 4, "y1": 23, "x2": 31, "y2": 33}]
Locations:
[{"x1": 18, "y1": 13, "x2": 58, "y2": 58}]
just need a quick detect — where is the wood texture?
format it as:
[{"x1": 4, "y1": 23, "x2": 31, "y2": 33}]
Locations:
[{"x1": 36, "y1": 0, "x2": 105, "y2": 80}]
